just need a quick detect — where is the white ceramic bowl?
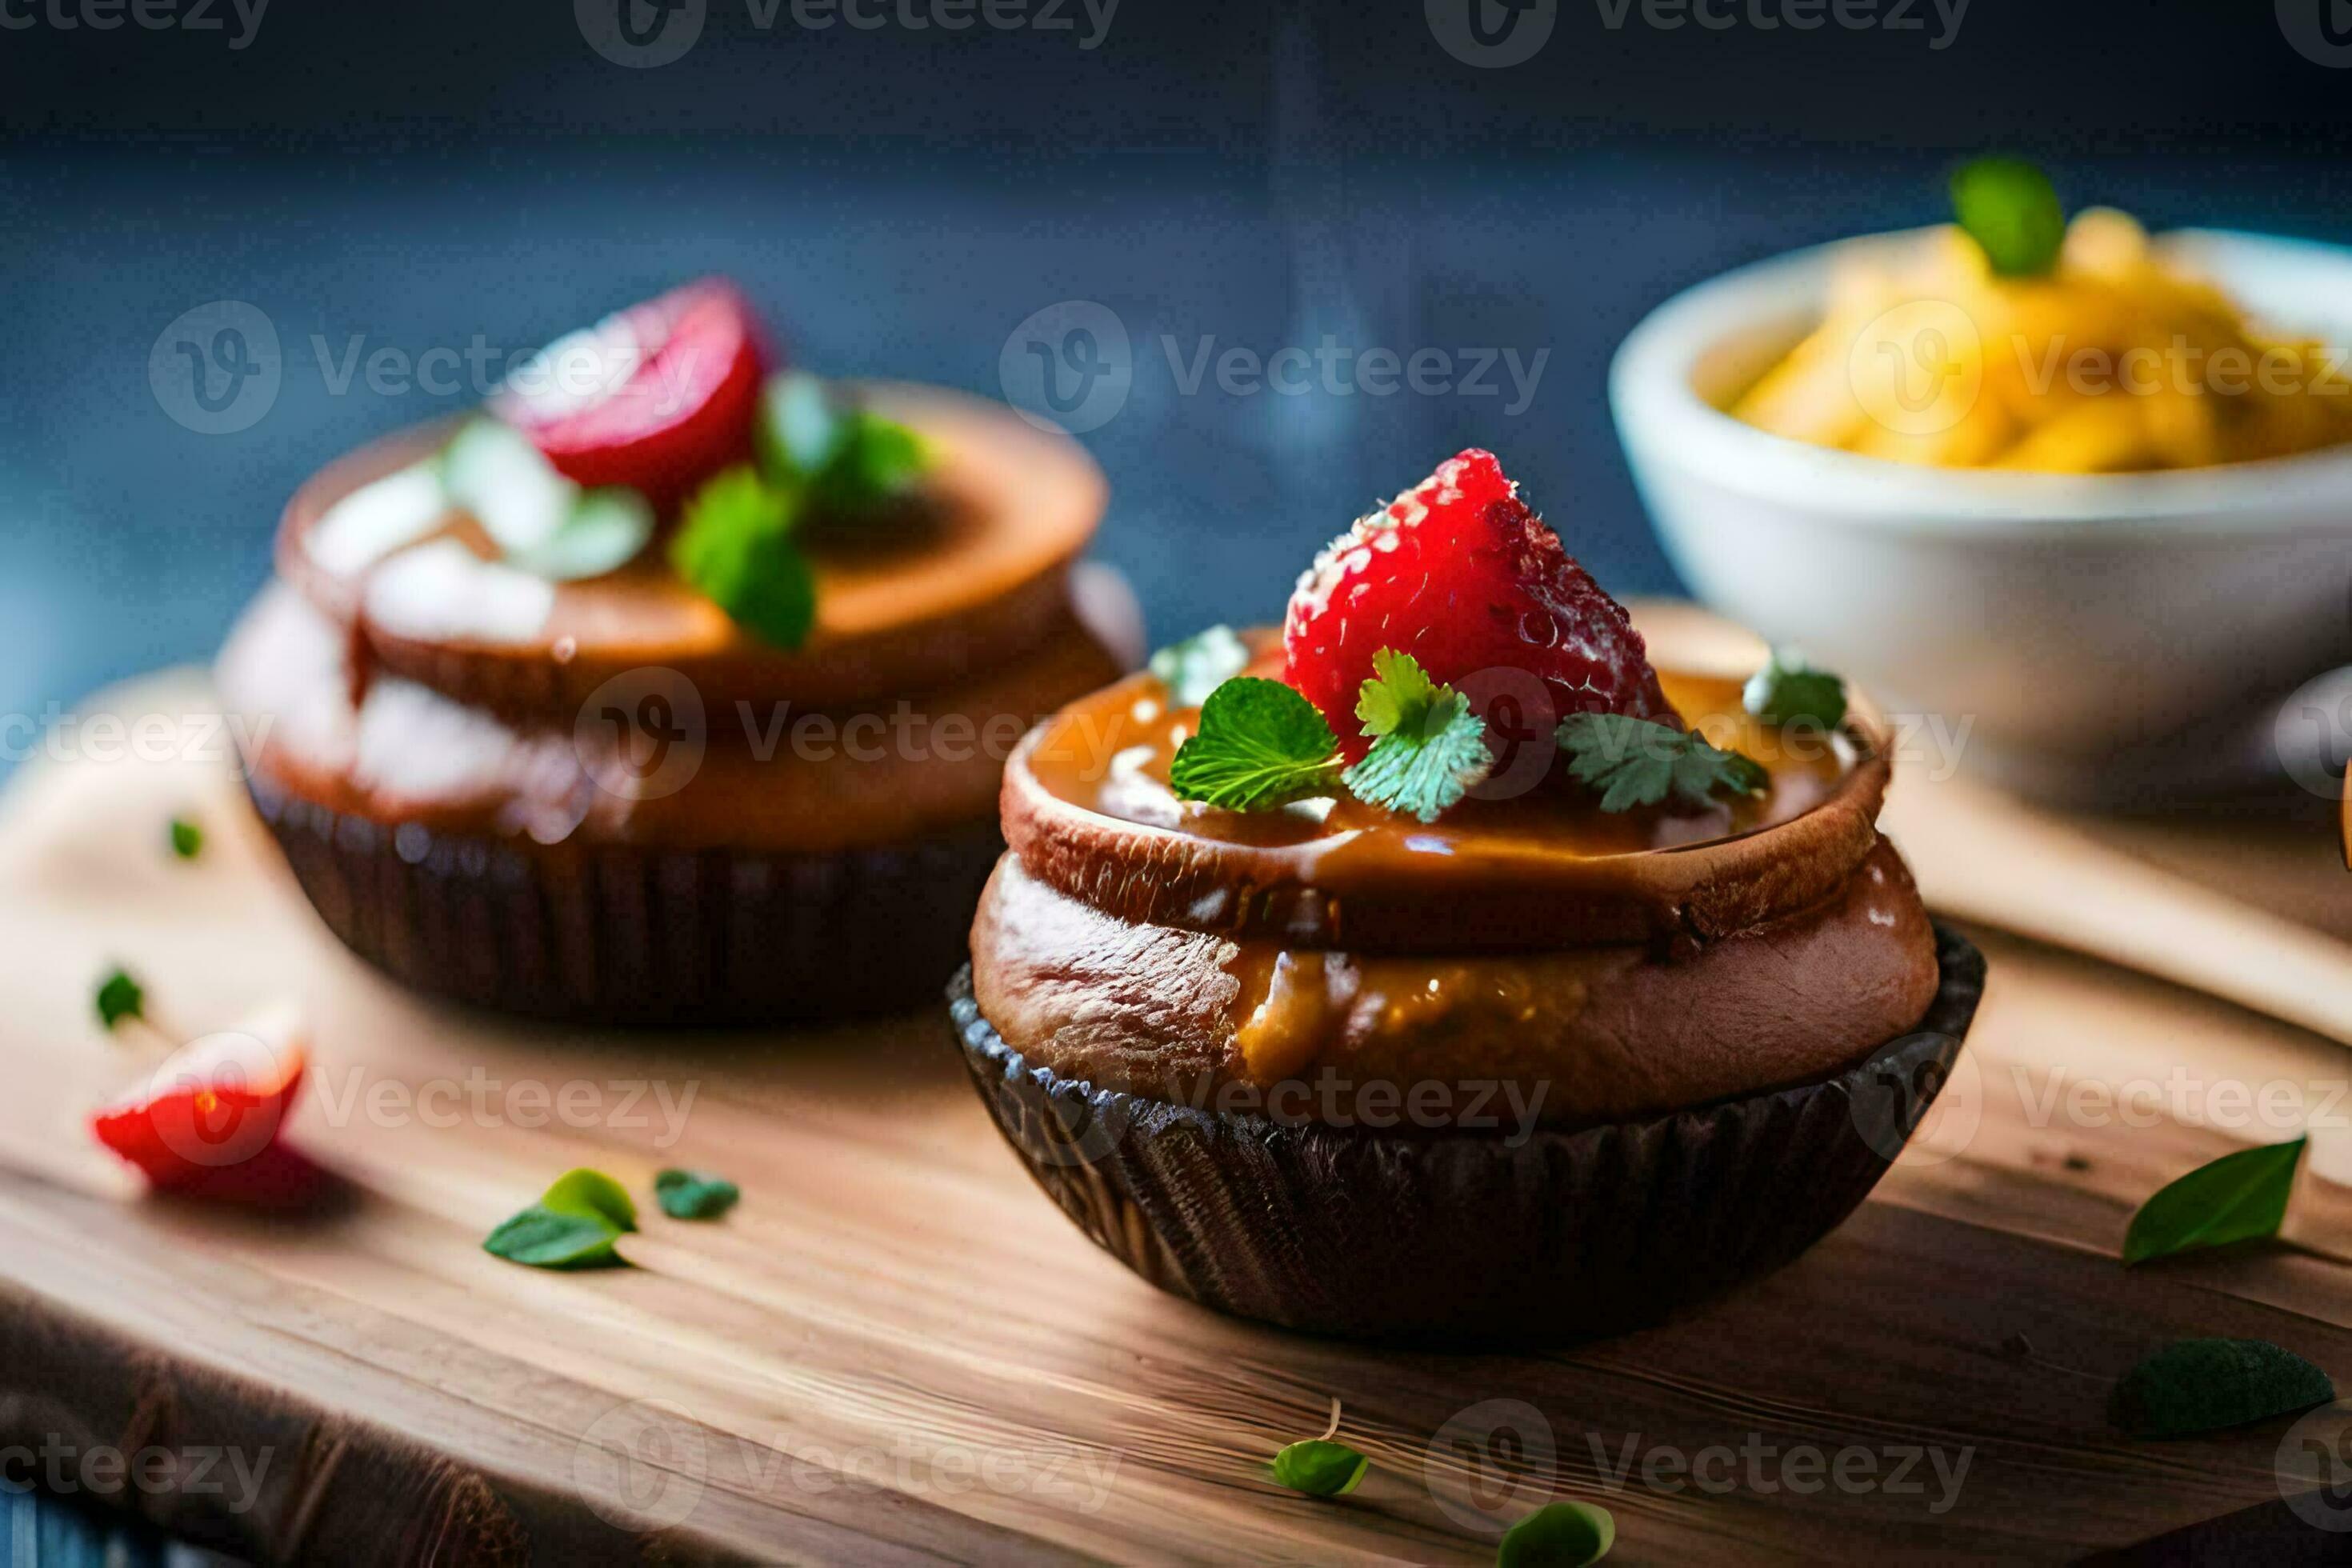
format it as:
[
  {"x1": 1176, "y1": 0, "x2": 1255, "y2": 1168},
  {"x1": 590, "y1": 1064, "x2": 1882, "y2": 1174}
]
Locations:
[{"x1": 1611, "y1": 227, "x2": 2352, "y2": 802}]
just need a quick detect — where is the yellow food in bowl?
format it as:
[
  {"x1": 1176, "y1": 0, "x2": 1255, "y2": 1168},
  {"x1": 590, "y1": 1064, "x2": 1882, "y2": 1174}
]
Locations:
[{"x1": 1732, "y1": 210, "x2": 2352, "y2": 472}]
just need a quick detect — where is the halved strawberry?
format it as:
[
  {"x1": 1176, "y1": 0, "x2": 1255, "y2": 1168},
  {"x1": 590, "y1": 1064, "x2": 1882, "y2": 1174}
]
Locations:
[
  {"x1": 496, "y1": 278, "x2": 767, "y2": 516},
  {"x1": 1282, "y1": 449, "x2": 1676, "y2": 760}
]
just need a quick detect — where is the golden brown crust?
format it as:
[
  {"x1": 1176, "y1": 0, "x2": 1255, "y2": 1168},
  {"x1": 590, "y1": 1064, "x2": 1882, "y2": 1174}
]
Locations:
[
  {"x1": 1000, "y1": 698, "x2": 1892, "y2": 954},
  {"x1": 970, "y1": 839, "x2": 1940, "y2": 1127},
  {"x1": 276, "y1": 383, "x2": 1106, "y2": 717}
]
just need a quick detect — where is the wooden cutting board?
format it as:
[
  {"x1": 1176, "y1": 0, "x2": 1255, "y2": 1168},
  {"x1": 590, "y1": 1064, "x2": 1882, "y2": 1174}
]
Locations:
[{"x1": 5, "y1": 670, "x2": 2352, "y2": 1566}]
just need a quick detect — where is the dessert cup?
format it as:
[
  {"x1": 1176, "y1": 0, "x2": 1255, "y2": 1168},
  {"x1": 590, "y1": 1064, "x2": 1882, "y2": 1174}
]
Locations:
[
  {"x1": 950, "y1": 449, "x2": 1980, "y2": 1342},
  {"x1": 218, "y1": 287, "x2": 1134, "y2": 1024}
]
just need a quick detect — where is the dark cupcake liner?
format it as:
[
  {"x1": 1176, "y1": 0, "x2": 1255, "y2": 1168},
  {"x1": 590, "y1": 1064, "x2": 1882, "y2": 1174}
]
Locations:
[
  {"x1": 248, "y1": 773, "x2": 1003, "y2": 1025},
  {"x1": 950, "y1": 925, "x2": 1984, "y2": 1344}
]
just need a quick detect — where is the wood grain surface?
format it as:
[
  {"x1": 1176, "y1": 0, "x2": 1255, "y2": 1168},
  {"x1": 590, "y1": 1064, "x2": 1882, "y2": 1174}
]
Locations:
[{"x1": 3, "y1": 669, "x2": 2352, "y2": 1565}]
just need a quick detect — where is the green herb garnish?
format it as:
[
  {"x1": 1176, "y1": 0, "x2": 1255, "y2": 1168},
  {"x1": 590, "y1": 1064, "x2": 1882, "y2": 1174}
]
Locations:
[
  {"x1": 1269, "y1": 1438, "x2": 1368, "y2": 1498},
  {"x1": 94, "y1": 967, "x2": 145, "y2": 1030},
  {"x1": 1556, "y1": 714, "x2": 1767, "y2": 813},
  {"x1": 654, "y1": 1168, "x2": 741, "y2": 1221},
  {"x1": 1149, "y1": 625, "x2": 1252, "y2": 709},
  {"x1": 1167, "y1": 677, "x2": 1345, "y2": 812},
  {"x1": 482, "y1": 1206, "x2": 627, "y2": 1270},
  {"x1": 755, "y1": 372, "x2": 928, "y2": 518},
  {"x1": 670, "y1": 465, "x2": 817, "y2": 650},
  {"x1": 1950, "y1": 157, "x2": 2066, "y2": 278},
  {"x1": 168, "y1": 818, "x2": 204, "y2": 860},
  {"x1": 2123, "y1": 1137, "x2": 2305, "y2": 1266},
  {"x1": 541, "y1": 1167, "x2": 638, "y2": 1232},
  {"x1": 1742, "y1": 650, "x2": 1848, "y2": 730},
  {"x1": 2108, "y1": 1338, "x2": 2334, "y2": 1439},
  {"x1": 1498, "y1": 1500, "x2": 1616, "y2": 1566},
  {"x1": 484, "y1": 1168, "x2": 636, "y2": 1270},
  {"x1": 1340, "y1": 650, "x2": 1493, "y2": 824}
]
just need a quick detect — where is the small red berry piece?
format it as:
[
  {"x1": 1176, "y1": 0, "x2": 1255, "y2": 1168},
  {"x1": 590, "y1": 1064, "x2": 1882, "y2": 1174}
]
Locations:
[
  {"x1": 497, "y1": 278, "x2": 767, "y2": 515},
  {"x1": 91, "y1": 1002, "x2": 308, "y2": 1194},
  {"x1": 1282, "y1": 449, "x2": 1676, "y2": 759}
]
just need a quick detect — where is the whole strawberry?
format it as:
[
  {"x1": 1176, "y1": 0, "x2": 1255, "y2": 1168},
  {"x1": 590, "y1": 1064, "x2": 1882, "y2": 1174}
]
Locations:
[{"x1": 1283, "y1": 450, "x2": 1677, "y2": 761}]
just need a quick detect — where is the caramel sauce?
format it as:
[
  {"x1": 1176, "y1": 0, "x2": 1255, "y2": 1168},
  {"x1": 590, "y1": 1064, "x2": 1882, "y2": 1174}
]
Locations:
[{"x1": 1023, "y1": 653, "x2": 1854, "y2": 869}]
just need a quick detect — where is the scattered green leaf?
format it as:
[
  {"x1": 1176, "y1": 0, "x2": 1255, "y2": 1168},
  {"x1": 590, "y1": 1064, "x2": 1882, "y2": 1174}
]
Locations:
[
  {"x1": 1269, "y1": 1438, "x2": 1368, "y2": 1498},
  {"x1": 168, "y1": 818, "x2": 204, "y2": 860},
  {"x1": 1950, "y1": 156, "x2": 2066, "y2": 278},
  {"x1": 1341, "y1": 650, "x2": 1493, "y2": 823},
  {"x1": 541, "y1": 1167, "x2": 638, "y2": 1233},
  {"x1": 654, "y1": 1168, "x2": 741, "y2": 1221},
  {"x1": 755, "y1": 373, "x2": 928, "y2": 518},
  {"x1": 94, "y1": 967, "x2": 145, "y2": 1030},
  {"x1": 482, "y1": 1206, "x2": 626, "y2": 1270},
  {"x1": 1556, "y1": 714, "x2": 1768, "y2": 813},
  {"x1": 670, "y1": 465, "x2": 817, "y2": 650},
  {"x1": 2108, "y1": 1338, "x2": 2334, "y2": 1438},
  {"x1": 1498, "y1": 1500, "x2": 1615, "y2": 1566},
  {"x1": 1742, "y1": 650, "x2": 1848, "y2": 730},
  {"x1": 2123, "y1": 1137, "x2": 2306, "y2": 1266},
  {"x1": 1149, "y1": 625, "x2": 1253, "y2": 709},
  {"x1": 1167, "y1": 677, "x2": 1345, "y2": 812}
]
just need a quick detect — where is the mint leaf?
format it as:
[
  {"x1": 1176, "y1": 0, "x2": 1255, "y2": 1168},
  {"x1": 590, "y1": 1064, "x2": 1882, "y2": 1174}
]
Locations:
[
  {"x1": 671, "y1": 465, "x2": 816, "y2": 650},
  {"x1": 168, "y1": 817, "x2": 203, "y2": 860},
  {"x1": 654, "y1": 1168, "x2": 741, "y2": 1221},
  {"x1": 2123, "y1": 1137, "x2": 2305, "y2": 1266},
  {"x1": 1341, "y1": 650, "x2": 1491, "y2": 823},
  {"x1": 1950, "y1": 157, "x2": 2066, "y2": 278},
  {"x1": 2109, "y1": 1338, "x2": 2333, "y2": 1438},
  {"x1": 756, "y1": 373, "x2": 928, "y2": 518},
  {"x1": 1498, "y1": 1501, "x2": 1615, "y2": 1566},
  {"x1": 1168, "y1": 678, "x2": 1343, "y2": 812},
  {"x1": 1150, "y1": 625, "x2": 1251, "y2": 709},
  {"x1": 1269, "y1": 1438, "x2": 1368, "y2": 1498},
  {"x1": 1557, "y1": 714, "x2": 1767, "y2": 813},
  {"x1": 1742, "y1": 650, "x2": 1848, "y2": 730},
  {"x1": 94, "y1": 966, "x2": 145, "y2": 1030},
  {"x1": 482, "y1": 1206, "x2": 625, "y2": 1270},
  {"x1": 541, "y1": 1167, "x2": 638, "y2": 1233}
]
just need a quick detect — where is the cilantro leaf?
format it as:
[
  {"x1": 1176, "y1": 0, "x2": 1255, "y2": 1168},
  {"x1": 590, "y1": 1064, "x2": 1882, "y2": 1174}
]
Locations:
[
  {"x1": 670, "y1": 465, "x2": 817, "y2": 650},
  {"x1": 1149, "y1": 625, "x2": 1252, "y2": 709},
  {"x1": 1950, "y1": 156, "x2": 2066, "y2": 278},
  {"x1": 168, "y1": 817, "x2": 203, "y2": 860},
  {"x1": 541, "y1": 1167, "x2": 638, "y2": 1233},
  {"x1": 1269, "y1": 1438, "x2": 1369, "y2": 1498},
  {"x1": 1742, "y1": 650, "x2": 1848, "y2": 730},
  {"x1": 94, "y1": 966, "x2": 146, "y2": 1030},
  {"x1": 1340, "y1": 650, "x2": 1492, "y2": 823},
  {"x1": 482, "y1": 1206, "x2": 626, "y2": 1270},
  {"x1": 654, "y1": 1168, "x2": 741, "y2": 1220},
  {"x1": 1498, "y1": 1500, "x2": 1616, "y2": 1566},
  {"x1": 1557, "y1": 714, "x2": 1768, "y2": 813},
  {"x1": 756, "y1": 373, "x2": 928, "y2": 518},
  {"x1": 1168, "y1": 678, "x2": 1343, "y2": 811},
  {"x1": 2123, "y1": 1138, "x2": 2305, "y2": 1266}
]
